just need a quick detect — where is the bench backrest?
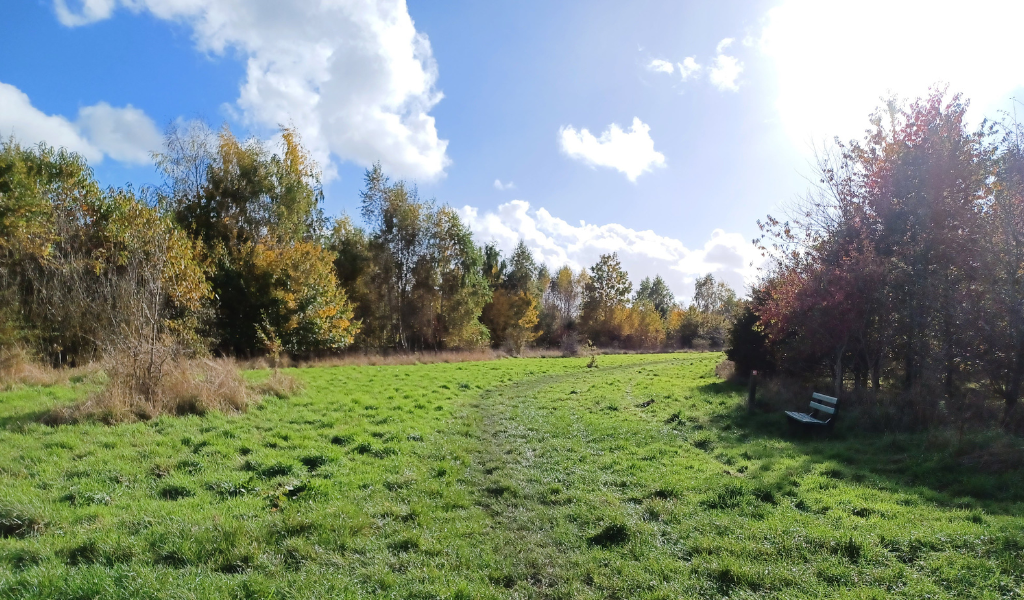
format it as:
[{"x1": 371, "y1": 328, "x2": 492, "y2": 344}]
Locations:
[{"x1": 810, "y1": 392, "x2": 838, "y2": 419}]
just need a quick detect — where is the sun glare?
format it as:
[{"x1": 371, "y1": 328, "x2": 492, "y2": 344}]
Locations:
[{"x1": 762, "y1": 0, "x2": 1024, "y2": 146}]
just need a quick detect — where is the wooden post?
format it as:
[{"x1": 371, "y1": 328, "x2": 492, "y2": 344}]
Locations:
[{"x1": 747, "y1": 370, "x2": 758, "y2": 413}]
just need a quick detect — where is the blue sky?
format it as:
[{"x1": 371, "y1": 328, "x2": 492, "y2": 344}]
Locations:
[{"x1": 3, "y1": 0, "x2": 1023, "y2": 300}]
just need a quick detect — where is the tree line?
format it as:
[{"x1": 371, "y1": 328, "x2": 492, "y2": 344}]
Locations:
[
  {"x1": 0, "y1": 121, "x2": 737, "y2": 367},
  {"x1": 729, "y1": 89, "x2": 1024, "y2": 417}
]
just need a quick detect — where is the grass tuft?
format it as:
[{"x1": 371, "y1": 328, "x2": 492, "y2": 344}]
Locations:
[
  {"x1": 157, "y1": 483, "x2": 194, "y2": 501},
  {"x1": 0, "y1": 504, "x2": 45, "y2": 538},
  {"x1": 587, "y1": 522, "x2": 630, "y2": 547},
  {"x1": 253, "y1": 370, "x2": 304, "y2": 399}
]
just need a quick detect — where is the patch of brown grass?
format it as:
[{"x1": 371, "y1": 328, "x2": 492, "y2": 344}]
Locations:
[
  {"x1": 46, "y1": 359, "x2": 252, "y2": 425},
  {"x1": 253, "y1": 370, "x2": 304, "y2": 399},
  {"x1": 0, "y1": 346, "x2": 96, "y2": 390}
]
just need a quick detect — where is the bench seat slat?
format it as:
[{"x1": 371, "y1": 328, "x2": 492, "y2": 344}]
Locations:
[
  {"x1": 809, "y1": 401, "x2": 835, "y2": 414},
  {"x1": 812, "y1": 392, "x2": 838, "y2": 405},
  {"x1": 786, "y1": 411, "x2": 828, "y2": 424}
]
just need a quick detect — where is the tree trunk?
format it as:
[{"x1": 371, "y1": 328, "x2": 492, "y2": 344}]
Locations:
[{"x1": 1004, "y1": 396, "x2": 1019, "y2": 426}]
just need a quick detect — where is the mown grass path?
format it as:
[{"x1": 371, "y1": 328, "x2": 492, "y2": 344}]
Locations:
[{"x1": 1, "y1": 353, "x2": 1022, "y2": 599}]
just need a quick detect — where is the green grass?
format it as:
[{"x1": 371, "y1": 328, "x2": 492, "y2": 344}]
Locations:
[{"x1": 0, "y1": 352, "x2": 1022, "y2": 599}]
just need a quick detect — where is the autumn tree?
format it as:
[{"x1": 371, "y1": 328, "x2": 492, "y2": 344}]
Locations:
[
  {"x1": 543, "y1": 265, "x2": 587, "y2": 348},
  {"x1": 580, "y1": 253, "x2": 633, "y2": 346},
  {"x1": 979, "y1": 115, "x2": 1024, "y2": 414},
  {"x1": 156, "y1": 124, "x2": 357, "y2": 355},
  {"x1": 0, "y1": 140, "x2": 210, "y2": 370},
  {"x1": 668, "y1": 274, "x2": 737, "y2": 348},
  {"x1": 752, "y1": 89, "x2": 991, "y2": 398},
  {"x1": 480, "y1": 241, "x2": 543, "y2": 352}
]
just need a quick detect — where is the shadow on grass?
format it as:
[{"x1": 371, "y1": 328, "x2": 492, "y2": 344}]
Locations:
[
  {"x1": 0, "y1": 408, "x2": 54, "y2": 430},
  {"x1": 698, "y1": 381, "x2": 743, "y2": 396},
  {"x1": 715, "y1": 401, "x2": 1024, "y2": 514}
]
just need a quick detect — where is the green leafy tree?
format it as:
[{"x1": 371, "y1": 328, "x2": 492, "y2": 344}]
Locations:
[
  {"x1": 481, "y1": 241, "x2": 545, "y2": 350},
  {"x1": 580, "y1": 253, "x2": 633, "y2": 345},
  {"x1": 635, "y1": 275, "x2": 676, "y2": 318},
  {"x1": 482, "y1": 243, "x2": 506, "y2": 289},
  {"x1": 359, "y1": 163, "x2": 432, "y2": 349},
  {"x1": 505, "y1": 241, "x2": 538, "y2": 295},
  {"x1": 412, "y1": 207, "x2": 491, "y2": 348}
]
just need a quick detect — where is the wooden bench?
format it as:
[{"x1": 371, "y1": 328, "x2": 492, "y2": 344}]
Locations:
[{"x1": 786, "y1": 392, "x2": 838, "y2": 427}]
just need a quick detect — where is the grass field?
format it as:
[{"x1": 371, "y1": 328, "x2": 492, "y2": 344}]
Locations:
[{"x1": 0, "y1": 352, "x2": 1022, "y2": 599}]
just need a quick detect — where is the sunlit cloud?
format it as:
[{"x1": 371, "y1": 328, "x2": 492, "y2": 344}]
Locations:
[
  {"x1": 53, "y1": 0, "x2": 450, "y2": 180},
  {"x1": 458, "y1": 200, "x2": 763, "y2": 300},
  {"x1": 647, "y1": 59, "x2": 675, "y2": 74},
  {"x1": 558, "y1": 117, "x2": 666, "y2": 182},
  {"x1": 493, "y1": 179, "x2": 516, "y2": 191},
  {"x1": 709, "y1": 38, "x2": 742, "y2": 91},
  {"x1": 0, "y1": 80, "x2": 161, "y2": 165},
  {"x1": 677, "y1": 57, "x2": 702, "y2": 81}
]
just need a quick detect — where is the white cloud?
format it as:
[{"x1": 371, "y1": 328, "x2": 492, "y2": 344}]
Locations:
[
  {"x1": 0, "y1": 81, "x2": 99, "y2": 161},
  {"x1": 709, "y1": 39, "x2": 743, "y2": 92},
  {"x1": 558, "y1": 117, "x2": 665, "y2": 182},
  {"x1": 645, "y1": 41, "x2": 736, "y2": 90},
  {"x1": 54, "y1": 0, "x2": 116, "y2": 27},
  {"x1": 647, "y1": 59, "x2": 675, "y2": 74},
  {"x1": 76, "y1": 102, "x2": 162, "y2": 164},
  {"x1": 0, "y1": 80, "x2": 160, "y2": 165},
  {"x1": 760, "y1": 0, "x2": 1024, "y2": 146},
  {"x1": 458, "y1": 200, "x2": 762, "y2": 300},
  {"x1": 677, "y1": 57, "x2": 702, "y2": 81},
  {"x1": 494, "y1": 179, "x2": 516, "y2": 191},
  {"x1": 53, "y1": 0, "x2": 450, "y2": 180}
]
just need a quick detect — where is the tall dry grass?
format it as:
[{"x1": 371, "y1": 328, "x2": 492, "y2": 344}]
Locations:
[
  {"x1": 252, "y1": 369, "x2": 304, "y2": 399},
  {"x1": 0, "y1": 346, "x2": 98, "y2": 390},
  {"x1": 46, "y1": 358, "x2": 252, "y2": 425}
]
